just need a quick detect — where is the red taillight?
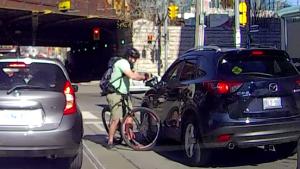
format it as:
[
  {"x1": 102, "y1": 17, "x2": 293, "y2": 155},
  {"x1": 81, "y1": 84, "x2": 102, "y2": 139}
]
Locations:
[
  {"x1": 63, "y1": 81, "x2": 77, "y2": 115},
  {"x1": 205, "y1": 81, "x2": 242, "y2": 94},
  {"x1": 217, "y1": 134, "x2": 231, "y2": 142},
  {"x1": 217, "y1": 82, "x2": 230, "y2": 94},
  {"x1": 296, "y1": 80, "x2": 300, "y2": 86},
  {"x1": 8, "y1": 62, "x2": 26, "y2": 68},
  {"x1": 206, "y1": 81, "x2": 242, "y2": 94},
  {"x1": 251, "y1": 50, "x2": 264, "y2": 56}
]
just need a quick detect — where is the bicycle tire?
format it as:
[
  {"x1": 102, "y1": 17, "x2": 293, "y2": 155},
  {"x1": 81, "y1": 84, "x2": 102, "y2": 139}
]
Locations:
[
  {"x1": 121, "y1": 107, "x2": 160, "y2": 151},
  {"x1": 101, "y1": 106, "x2": 123, "y2": 144}
]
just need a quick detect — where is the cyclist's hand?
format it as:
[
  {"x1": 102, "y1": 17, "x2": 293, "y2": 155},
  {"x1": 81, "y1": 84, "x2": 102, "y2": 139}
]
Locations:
[{"x1": 143, "y1": 73, "x2": 150, "y2": 81}]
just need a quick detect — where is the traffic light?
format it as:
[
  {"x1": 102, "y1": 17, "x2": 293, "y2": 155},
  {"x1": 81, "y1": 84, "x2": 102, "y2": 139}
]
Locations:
[
  {"x1": 93, "y1": 27, "x2": 100, "y2": 40},
  {"x1": 239, "y1": 1, "x2": 247, "y2": 27},
  {"x1": 168, "y1": 4, "x2": 178, "y2": 20},
  {"x1": 147, "y1": 34, "x2": 154, "y2": 44},
  {"x1": 58, "y1": 0, "x2": 71, "y2": 12}
]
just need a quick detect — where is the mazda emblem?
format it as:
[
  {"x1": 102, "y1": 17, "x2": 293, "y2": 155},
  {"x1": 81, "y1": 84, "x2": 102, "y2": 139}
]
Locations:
[{"x1": 269, "y1": 83, "x2": 278, "y2": 92}]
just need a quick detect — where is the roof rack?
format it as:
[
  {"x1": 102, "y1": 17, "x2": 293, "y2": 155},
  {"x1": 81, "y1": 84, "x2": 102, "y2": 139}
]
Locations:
[{"x1": 184, "y1": 46, "x2": 222, "y2": 54}]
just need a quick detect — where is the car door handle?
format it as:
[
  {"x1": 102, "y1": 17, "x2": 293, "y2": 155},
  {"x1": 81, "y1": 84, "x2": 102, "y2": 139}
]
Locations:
[{"x1": 158, "y1": 97, "x2": 166, "y2": 103}]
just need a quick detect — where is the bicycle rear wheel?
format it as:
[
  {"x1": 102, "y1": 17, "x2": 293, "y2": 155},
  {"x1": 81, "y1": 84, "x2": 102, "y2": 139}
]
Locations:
[
  {"x1": 121, "y1": 107, "x2": 160, "y2": 151},
  {"x1": 101, "y1": 106, "x2": 123, "y2": 144}
]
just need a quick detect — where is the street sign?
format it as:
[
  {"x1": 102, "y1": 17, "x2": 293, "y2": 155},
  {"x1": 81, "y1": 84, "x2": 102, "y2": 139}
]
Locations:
[
  {"x1": 250, "y1": 25, "x2": 259, "y2": 33},
  {"x1": 58, "y1": 0, "x2": 71, "y2": 12}
]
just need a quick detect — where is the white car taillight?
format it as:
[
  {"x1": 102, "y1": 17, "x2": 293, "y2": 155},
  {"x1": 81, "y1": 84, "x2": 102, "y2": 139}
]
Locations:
[{"x1": 63, "y1": 81, "x2": 77, "y2": 115}]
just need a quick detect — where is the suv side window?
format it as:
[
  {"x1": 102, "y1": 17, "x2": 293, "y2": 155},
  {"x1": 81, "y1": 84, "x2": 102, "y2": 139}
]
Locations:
[
  {"x1": 161, "y1": 61, "x2": 183, "y2": 82},
  {"x1": 179, "y1": 59, "x2": 203, "y2": 81}
]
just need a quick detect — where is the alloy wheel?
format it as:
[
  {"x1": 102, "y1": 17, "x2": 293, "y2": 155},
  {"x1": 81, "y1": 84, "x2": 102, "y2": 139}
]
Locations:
[{"x1": 184, "y1": 123, "x2": 197, "y2": 158}]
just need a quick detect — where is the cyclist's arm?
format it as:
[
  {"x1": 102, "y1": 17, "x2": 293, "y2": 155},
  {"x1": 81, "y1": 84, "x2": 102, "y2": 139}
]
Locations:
[{"x1": 123, "y1": 69, "x2": 145, "y2": 81}]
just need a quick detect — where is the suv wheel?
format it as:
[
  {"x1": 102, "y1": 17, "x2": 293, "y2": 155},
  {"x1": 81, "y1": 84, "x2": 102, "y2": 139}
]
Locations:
[
  {"x1": 182, "y1": 116, "x2": 211, "y2": 166},
  {"x1": 275, "y1": 142, "x2": 297, "y2": 158}
]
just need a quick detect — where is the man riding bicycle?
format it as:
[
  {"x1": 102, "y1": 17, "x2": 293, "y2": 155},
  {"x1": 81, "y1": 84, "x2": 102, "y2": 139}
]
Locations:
[{"x1": 106, "y1": 47, "x2": 148, "y2": 149}]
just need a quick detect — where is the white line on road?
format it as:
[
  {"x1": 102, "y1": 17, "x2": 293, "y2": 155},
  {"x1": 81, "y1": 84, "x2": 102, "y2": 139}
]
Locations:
[
  {"x1": 82, "y1": 111, "x2": 99, "y2": 120},
  {"x1": 84, "y1": 121, "x2": 105, "y2": 131},
  {"x1": 83, "y1": 149, "x2": 99, "y2": 169},
  {"x1": 93, "y1": 122, "x2": 105, "y2": 131},
  {"x1": 83, "y1": 141, "x2": 107, "y2": 169}
]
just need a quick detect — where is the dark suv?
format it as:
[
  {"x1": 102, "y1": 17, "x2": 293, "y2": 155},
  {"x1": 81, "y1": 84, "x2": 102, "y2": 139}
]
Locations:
[{"x1": 143, "y1": 46, "x2": 300, "y2": 166}]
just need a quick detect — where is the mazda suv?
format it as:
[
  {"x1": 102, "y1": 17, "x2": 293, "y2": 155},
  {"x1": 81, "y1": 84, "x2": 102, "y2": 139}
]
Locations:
[
  {"x1": 143, "y1": 46, "x2": 300, "y2": 166},
  {"x1": 0, "y1": 57, "x2": 83, "y2": 169}
]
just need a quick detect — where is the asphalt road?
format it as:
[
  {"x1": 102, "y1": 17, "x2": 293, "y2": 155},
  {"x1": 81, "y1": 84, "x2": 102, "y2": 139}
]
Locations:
[
  {"x1": 76, "y1": 84, "x2": 298, "y2": 169},
  {"x1": 0, "y1": 83, "x2": 297, "y2": 169}
]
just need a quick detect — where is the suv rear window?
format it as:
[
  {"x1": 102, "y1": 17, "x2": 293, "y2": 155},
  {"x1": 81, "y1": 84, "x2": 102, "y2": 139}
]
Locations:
[
  {"x1": 0, "y1": 62, "x2": 66, "y2": 91},
  {"x1": 218, "y1": 52, "x2": 298, "y2": 77}
]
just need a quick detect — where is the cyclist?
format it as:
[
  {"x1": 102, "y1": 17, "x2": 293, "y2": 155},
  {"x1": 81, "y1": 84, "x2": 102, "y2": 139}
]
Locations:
[{"x1": 106, "y1": 47, "x2": 148, "y2": 149}]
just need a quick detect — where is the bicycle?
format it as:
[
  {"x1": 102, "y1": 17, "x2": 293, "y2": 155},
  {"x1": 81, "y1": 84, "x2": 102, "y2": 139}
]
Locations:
[{"x1": 101, "y1": 93, "x2": 160, "y2": 151}]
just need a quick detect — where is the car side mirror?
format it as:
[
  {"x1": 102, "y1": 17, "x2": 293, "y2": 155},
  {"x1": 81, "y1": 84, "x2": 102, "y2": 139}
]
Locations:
[
  {"x1": 72, "y1": 84, "x2": 78, "y2": 92},
  {"x1": 145, "y1": 76, "x2": 159, "y2": 88}
]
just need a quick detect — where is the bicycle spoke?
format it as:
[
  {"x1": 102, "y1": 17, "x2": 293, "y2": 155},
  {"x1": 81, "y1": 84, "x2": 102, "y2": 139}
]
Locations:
[{"x1": 122, "y1": 108, "x2": 160, "y2": 150}]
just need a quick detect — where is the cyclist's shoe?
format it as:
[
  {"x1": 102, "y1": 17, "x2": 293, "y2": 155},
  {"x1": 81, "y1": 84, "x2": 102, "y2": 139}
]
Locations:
[
  {"x1": 105, "y1": 143, "x2": 116, "y2": 150},
  {"x1": 125, "y1": 123, "x2": 135, "y2": 140}
]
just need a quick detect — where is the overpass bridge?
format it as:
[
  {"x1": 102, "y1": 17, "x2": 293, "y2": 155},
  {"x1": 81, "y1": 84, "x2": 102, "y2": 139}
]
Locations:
[
  {"x1": 0, "y1": 0, "x2": 120, "y2": 46},
  {"x1": 0, "y1": 0, "x2": 130, "y2": 81}
]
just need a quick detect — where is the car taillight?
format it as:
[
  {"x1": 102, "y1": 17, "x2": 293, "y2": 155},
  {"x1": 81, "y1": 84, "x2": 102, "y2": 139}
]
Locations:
[
  {"x1": 251, "y1": 50, "x2": 264, "y2": 56},
  {"x1": 63, "y1": 81, "x2": 77, "y2": 115},
  {"x1": 8, "y1": 62, "x2": 27, "y2": 68},
  {"x1": 205, "y1": 81, "x2": 242, "y2": 94},
  {"x1": 296, "y1": 80, "x2": 300, "y2": 86},
  {"x1": 217, "y1": 134, "x2": 231, "y2": 142}
]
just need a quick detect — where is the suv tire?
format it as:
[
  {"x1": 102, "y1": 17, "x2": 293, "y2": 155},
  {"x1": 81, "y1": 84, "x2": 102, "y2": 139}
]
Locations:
[
  {"x1": 275, "y1": 141, "x2": 297, "y2": 158},
  {"x1": 182, "y1": 115, "x2": 212, "y2": 166}
]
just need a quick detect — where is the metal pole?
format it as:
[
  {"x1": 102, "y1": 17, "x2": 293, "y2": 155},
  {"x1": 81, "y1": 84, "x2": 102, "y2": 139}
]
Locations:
[
  {"x1": 246, "y1": 0, "x2": 251, "y2": 48},
  {"x1": 163, "y1": 0, "x2": 169, "y2": 73},
  {"x1": 195, "y1": 0, "x2": 205, "y2": 47},
  {"x1": 195, "y1": 0, "x2": 200, "y2": 47},
  {"x1": 235, "y1": 0, "x2": 241, "y2": 48}
]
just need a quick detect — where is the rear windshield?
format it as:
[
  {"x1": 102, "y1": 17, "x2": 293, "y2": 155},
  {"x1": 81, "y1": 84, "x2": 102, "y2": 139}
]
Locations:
[
  {"x1": 218, "y1": 53, "x2": 298, "y2": 78},
  {"x1": 0, "y1": 62, "x2": 66, "y2": 91}
]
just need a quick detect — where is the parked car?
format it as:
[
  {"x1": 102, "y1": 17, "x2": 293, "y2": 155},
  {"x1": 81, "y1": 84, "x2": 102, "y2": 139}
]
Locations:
[
  {"x1": 0, "y1": 57, "x2": 83, "y2": 169},
  {"x1": 143, "y1": 46, "x2": 300, "y2": 166},
  {"x1": 130, "y1": 73, "x2": 161, "y2": 93},
  {"x1": 292, "y1": 58, "x2": 300, "y2": 71}
]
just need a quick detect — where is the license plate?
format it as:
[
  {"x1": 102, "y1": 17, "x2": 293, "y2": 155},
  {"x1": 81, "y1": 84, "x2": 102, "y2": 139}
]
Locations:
[
  {"x1": 263, "y1": 97, "x2": 282, "y2": 110},
  {"x1": 0, "y1": 109, "x2": 43, "y2": 126}
]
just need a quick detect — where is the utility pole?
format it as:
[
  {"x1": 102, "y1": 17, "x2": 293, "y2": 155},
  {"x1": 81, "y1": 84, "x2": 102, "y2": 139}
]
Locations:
[
  {"x1": 246, "y1": 0, "x2": 251, "y2": 48},
  {"x1": 235, "y1": 0, "x2": 241, "y2": 48},
  {"x1": 195, "y1": 0, "x2": 204, "y2": 47},
  {"x1": 163, "y1": 0, "x2": 169, "y2": 72}
]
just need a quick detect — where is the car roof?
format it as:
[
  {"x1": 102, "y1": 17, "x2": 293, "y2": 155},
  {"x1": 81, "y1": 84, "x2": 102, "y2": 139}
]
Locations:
[
  {"x1": 181, "y1": 46, "x2": 288, "y2": 60},
  {"x1": 0, "y1": 56, "x2": 61, "y2": 63},
  {"x1": 0, "y1": 57, "x2": 69, "y2": 79}
]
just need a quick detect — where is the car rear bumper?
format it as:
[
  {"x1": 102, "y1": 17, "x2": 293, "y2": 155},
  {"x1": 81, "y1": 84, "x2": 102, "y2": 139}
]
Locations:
[
  {"x1": 202, "y1": 119, "x2": 300, "y2": 149},
  {"x1": 0, "y1": 114, "x2": 83, "y2": 157}
]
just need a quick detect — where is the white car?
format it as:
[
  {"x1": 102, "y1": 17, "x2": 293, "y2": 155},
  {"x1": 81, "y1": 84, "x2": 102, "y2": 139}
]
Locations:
[{"x1": 129, "y1": 75, "x2": 160, "y2": 93}]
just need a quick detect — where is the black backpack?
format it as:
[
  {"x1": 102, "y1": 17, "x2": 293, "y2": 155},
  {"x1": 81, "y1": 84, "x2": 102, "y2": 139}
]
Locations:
[{"x1": 99, "y1": 57, "x2": 122, "y2": 96}]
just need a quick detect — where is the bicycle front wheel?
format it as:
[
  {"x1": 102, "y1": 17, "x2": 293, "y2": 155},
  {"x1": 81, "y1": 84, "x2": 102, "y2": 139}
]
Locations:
[
  {"x1": 101, "y1": 106, "x2": 123, "y2": 144},
  {"x1": 121, "y1": 107, "x2": 160, "y2": 151}
]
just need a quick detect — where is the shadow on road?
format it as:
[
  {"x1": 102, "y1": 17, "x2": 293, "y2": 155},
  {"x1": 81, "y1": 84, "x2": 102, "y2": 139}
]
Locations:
[
  {"x1": 152, "y1": 140, "x2": 296, "y2": 167},
  {"x1": 0, "y1": 157, "x2": 69, "y2": 169},
  {"x1": 83, "y1": 134, "x2": 108, "y2": 146}
]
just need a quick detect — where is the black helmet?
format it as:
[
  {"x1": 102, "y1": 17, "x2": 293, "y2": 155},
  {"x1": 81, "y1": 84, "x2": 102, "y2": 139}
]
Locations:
[{"x1": 125, "y1": 47, "x2": 140, "y2": 59}]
